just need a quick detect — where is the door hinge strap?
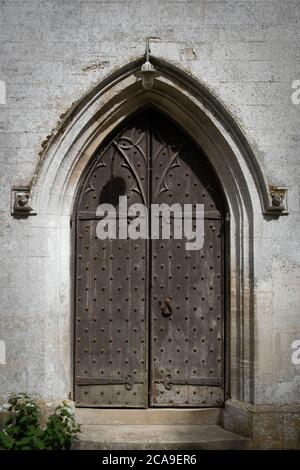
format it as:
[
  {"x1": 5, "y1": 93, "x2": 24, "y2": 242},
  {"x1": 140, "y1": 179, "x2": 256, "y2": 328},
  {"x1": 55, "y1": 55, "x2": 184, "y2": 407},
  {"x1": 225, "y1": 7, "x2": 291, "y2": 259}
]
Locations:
[
  {"x1": 154, "y1": 377, "x2": 222, "y2": 390},
  {"x1": 76, "y1": 376, "x2": 143, "y2": 391}
]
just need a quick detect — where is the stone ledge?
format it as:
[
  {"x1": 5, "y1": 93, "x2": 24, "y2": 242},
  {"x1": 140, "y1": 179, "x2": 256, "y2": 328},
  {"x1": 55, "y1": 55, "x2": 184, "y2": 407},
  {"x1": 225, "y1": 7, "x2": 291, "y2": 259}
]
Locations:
[
  {"x1": 74, "y1": 424, "x2": 250, "y2": 450},
  {"x1": 223, "y1": 399, "x2": 300, "y2": 449},
  {"x1": 75, "y1": 407, "x2": 222, "y2": 426}
]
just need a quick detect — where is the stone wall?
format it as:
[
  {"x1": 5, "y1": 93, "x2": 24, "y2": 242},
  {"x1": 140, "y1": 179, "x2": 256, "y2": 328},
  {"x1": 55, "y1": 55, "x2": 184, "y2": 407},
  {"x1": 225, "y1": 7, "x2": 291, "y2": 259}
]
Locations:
[{"x1": 0, "y1": 0, "x2": 299, "y2": 445}]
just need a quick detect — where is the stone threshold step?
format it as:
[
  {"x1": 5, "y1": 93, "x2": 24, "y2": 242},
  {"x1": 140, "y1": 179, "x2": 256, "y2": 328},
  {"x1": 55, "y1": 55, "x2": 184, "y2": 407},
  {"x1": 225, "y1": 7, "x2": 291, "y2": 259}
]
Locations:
[
  {"x1": 74, "y1": 424, "x2": 250, "y2": 450},
  {"x1": 75, "y1": 408, "x2": 222, "y2": 425}
]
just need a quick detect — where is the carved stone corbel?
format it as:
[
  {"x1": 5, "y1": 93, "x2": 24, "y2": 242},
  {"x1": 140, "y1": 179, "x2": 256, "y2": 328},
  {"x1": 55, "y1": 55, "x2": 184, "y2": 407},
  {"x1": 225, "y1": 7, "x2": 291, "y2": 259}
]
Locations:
[
  {"x1": 265, "y1": 186, "x2": 288, "y2": 215},
  {"x1": 11, "y1": 187, "x2": 36, "y2": 217}
]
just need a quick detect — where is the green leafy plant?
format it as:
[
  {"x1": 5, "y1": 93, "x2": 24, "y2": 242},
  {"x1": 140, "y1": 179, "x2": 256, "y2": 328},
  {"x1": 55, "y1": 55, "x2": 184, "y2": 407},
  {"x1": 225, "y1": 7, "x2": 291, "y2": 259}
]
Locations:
[
  {"x1": 0, "y1": 393, "x2": 80, "y2": 450},
  {"x1": 42, "y1": 403, "x2": 81, "y2": 450}
]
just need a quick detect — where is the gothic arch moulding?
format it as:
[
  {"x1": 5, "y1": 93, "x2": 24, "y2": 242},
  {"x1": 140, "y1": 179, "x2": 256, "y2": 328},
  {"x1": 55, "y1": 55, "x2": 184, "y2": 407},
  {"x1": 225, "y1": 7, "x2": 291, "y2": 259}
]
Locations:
[
  {"x1": 18, "y1": 57, "x2": 282, "y2": 403},
  {"x1": 27, "y1": 57, "x2": 286, "y2": 219}
]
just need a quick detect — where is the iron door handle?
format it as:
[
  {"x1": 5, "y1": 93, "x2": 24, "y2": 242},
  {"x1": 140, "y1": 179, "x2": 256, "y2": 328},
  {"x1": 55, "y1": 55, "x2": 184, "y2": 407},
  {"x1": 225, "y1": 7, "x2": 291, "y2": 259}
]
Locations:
[{"x1": 160, "y1": 297, "x2": 172, "y2": 317}]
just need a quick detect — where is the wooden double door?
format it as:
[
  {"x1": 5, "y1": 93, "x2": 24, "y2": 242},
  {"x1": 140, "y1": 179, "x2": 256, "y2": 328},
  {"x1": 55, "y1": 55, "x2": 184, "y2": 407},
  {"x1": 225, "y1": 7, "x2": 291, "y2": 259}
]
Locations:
[{"x1": 74, "y1": 108, "x2": 225, "y2": 407}]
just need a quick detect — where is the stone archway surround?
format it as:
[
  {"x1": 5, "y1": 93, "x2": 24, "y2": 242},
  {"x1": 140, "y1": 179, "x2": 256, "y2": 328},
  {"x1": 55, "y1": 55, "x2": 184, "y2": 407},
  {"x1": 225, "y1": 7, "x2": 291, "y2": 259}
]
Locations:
[{"x1": 25, "y1": 57, "x2": 280, "y2": 443}]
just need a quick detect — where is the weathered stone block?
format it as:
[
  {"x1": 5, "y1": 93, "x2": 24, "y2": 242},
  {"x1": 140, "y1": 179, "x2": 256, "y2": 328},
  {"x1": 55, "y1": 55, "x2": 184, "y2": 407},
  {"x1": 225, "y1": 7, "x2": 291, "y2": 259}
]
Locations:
[{"x1": 224, "y1": 400, "x2": 300, "y2": 449}]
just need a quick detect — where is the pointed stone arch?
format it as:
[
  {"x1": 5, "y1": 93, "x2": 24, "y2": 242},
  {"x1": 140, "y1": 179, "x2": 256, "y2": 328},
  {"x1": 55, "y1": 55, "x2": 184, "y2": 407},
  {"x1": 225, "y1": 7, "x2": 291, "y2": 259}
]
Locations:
[
  {"x1": 24, "y1": 57, "x2": 278, "y2": 405},
  {"x1": 30, "y1": 57, "x2": 275, "y2": 219}
]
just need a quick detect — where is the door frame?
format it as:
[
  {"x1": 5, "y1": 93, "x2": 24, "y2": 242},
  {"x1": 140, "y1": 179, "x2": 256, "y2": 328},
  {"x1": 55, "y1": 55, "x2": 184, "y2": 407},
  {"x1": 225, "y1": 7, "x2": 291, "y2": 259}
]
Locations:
[
  {"x1": 71, "y1": 106, "x2": 230, "y2": 408},
  {"x1": 28, "y1": 57, "x2": 265, "y2": 408}
]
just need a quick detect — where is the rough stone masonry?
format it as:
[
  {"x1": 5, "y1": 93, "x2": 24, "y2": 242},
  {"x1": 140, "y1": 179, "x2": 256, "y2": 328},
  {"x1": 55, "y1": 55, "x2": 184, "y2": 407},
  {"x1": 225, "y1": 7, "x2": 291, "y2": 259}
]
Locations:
[{"x1": 0, "y1": 0, "x2": 299, "y2": 449}]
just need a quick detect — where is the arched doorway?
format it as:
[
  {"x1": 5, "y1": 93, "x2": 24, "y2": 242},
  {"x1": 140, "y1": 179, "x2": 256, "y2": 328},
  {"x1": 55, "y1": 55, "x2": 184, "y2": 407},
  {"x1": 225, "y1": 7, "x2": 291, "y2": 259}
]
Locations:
[{"x1": 74, "y1": 107, "x2": 227, "y2": 408}]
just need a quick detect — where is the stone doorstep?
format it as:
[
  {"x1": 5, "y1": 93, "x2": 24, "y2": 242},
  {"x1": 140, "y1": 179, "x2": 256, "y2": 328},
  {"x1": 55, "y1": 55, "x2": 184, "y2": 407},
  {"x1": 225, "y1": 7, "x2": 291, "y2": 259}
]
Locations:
[
  {"x1": 75, "y1": 407, "x2": 222, "y2": 426},
  {"x1": 74, "y1": 409, "x2": 250, "y2": 450},
  {"x1": 74, "y1": 424, "x2": 250, "y2": 450}
]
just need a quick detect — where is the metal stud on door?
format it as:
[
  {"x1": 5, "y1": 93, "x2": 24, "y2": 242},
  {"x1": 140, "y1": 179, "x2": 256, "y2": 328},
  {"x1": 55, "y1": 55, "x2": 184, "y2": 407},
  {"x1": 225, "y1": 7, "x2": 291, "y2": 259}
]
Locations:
[
  {"x1": 150, "y1": 111, "x2": 225, "y2": 407},
  {"x1": 74, "y1": 113, "x2": 149, "y2": 407},
  {"x1": 74, "y1": 108, "x2": 225, "y2": 407}
]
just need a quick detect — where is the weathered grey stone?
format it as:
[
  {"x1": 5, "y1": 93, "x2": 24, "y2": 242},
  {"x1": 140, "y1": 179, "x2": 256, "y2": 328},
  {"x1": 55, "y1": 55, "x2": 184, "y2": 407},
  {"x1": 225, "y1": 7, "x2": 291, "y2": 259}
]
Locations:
[
  {"x1": 224, "y1": 400, "x2": 300, "y2": 449},
  {"x1": 74, "y1": 424, "x2": 250, "y2": 450},
  {"x1": 76, "y1": 408, "x2": 222, "y2": 426},
  {"x1": 0, "y1": 0, "x2": 299, "y2": 450}
]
